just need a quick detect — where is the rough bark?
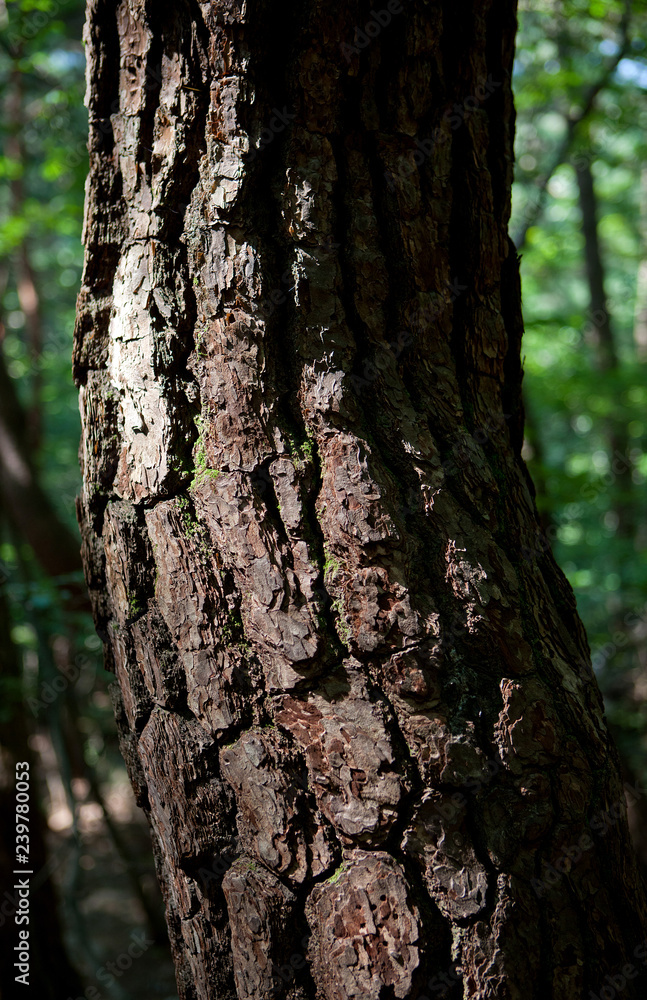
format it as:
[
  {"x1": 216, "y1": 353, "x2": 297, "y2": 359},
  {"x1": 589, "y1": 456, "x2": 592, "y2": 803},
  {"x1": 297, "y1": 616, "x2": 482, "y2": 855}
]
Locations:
[{"x1": 75, "y1": 2, "x2": 647, "y2": 998}]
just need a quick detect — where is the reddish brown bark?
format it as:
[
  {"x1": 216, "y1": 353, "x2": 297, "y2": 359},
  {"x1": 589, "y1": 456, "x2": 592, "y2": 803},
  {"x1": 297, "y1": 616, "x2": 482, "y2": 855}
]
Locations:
[{"x1": 75, "y1": 2, "x2": 647, "y2": 998}]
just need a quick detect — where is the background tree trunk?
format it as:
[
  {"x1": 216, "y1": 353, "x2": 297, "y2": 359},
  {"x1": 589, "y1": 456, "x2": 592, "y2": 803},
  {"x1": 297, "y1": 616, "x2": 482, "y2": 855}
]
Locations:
[
  {"x1": 75, "y1": 1, "x2": 647, "y2": 998},
  {"x1": 575, "y1": 159, "x2": 633, "y2": 537}
]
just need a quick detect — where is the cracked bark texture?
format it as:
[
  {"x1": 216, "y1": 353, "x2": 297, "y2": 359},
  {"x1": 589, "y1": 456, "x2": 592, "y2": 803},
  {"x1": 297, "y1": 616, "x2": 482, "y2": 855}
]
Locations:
[{"x1": 74, "y1": 1, "x2": 647, "y2": 998}]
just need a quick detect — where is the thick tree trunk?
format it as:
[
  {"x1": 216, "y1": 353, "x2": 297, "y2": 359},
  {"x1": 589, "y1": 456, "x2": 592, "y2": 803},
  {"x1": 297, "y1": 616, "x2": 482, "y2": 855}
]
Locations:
[{"x1": 75, "y1": 2, "x2": 647, "y2": 998}]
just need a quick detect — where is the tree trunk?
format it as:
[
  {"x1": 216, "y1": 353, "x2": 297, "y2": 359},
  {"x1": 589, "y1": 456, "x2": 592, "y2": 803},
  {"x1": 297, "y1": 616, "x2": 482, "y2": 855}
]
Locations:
[
  {"x1": 75, "y1": 2, "x2": 647, "y2": 998},
  {"x1": 0, "y1": 351, "x2": 86, "y2": 593},
  {"x1": 6, "y1": 61, "x2": 45, "y2": 452},
  {"x1": 575, "y1": 159, "x2": 634, "y2": 535},
  {"x1": 634, "y1": 166, "x2": 647, "y2": 361}
]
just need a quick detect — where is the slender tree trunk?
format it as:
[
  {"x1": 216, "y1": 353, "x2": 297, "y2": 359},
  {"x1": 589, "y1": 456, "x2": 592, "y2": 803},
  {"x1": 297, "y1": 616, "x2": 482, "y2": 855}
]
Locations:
[
  {"x1": 75, "y1": 2, "x2": 647, "y2": 998},
  {"x1": 574, "y1": 161, "x2": 647, "y2": 880},
  {"x1": 0, "y1": 351, "x2": 86, "y2": 590},
  {"x1": 576, "y1": 159, "x2": 634, "y2": 539},
  {"x1": 575, "y1": 163, "x2": 618, "y2": 373},
  {"x1": 6, "y1": 61, "x2": 44, "y2": 451},
  {"x1": 634, "y1": 167, "x2": 647, "y2": 361}
]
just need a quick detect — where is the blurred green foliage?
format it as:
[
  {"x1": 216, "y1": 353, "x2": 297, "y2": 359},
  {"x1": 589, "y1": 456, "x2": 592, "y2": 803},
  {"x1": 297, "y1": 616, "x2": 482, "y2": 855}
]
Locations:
[
  {"x1": 514, "y1": 0, "x2": 647, "y2": 782},
  {"x1": 0, "y1": 0, "x2": 86, "y2": 523}
]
